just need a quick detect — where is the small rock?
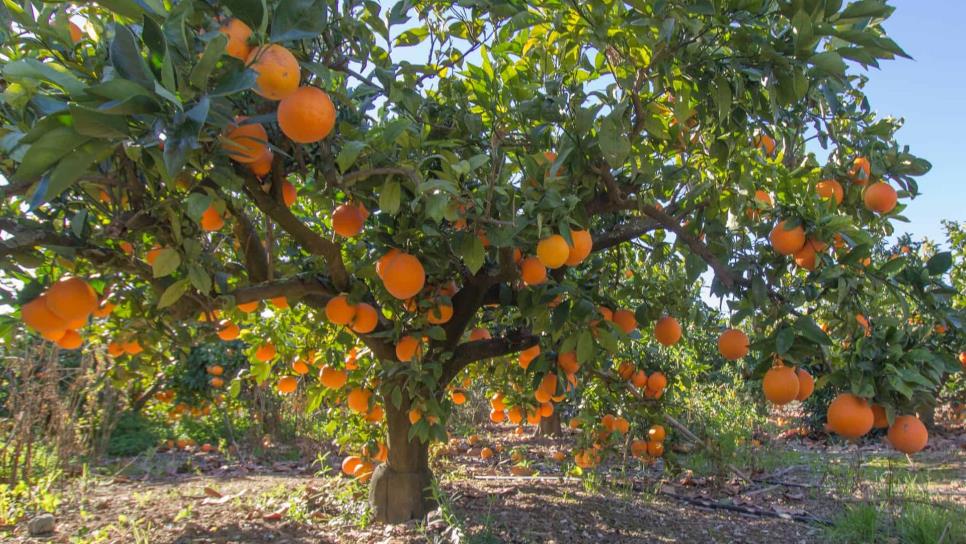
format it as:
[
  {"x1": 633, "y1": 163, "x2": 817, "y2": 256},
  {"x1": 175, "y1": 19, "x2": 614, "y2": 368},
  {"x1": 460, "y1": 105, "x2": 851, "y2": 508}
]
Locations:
[{"x1": 28, "y1": 513, "x2": 55, "y2": 535}]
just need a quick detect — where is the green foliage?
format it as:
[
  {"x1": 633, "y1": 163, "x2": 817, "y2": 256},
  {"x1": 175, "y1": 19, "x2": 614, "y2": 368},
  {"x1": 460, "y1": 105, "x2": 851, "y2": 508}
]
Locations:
[
  {"x1": 825, "y1": 504, "x2": 884, "y2": 543},
  {"x1": 107, "y1": 412, "x2": 163, "y2": 456}
]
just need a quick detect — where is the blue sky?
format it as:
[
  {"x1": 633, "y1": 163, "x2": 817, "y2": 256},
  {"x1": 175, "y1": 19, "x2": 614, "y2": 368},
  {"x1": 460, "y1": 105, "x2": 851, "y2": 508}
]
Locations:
[{"x1": 859, "y1": 0, "x2": 966, "y2": 247}]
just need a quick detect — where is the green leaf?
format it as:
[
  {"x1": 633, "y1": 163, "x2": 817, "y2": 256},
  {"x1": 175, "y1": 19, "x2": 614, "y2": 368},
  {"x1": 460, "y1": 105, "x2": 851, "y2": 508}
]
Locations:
[
  {"x1": 3, "y1": 59, "x2": 86, "y2": 97},
  {"x1": 187, "y1": 264, "x2": 212, "y2": 295},
  {"x1": 395, "y1": 26, "x2": 429, "y2": 47},
  {"x1": 210, "y1": 69, "x2": 257, "y2": 97},
  {"x1": 152, "y1": 248, "x2": 181, "y2": 278},
  {"x1": 598, "y1": 115, "x2": 630, "y2": 168},
  {"x1": 809, "y1": 52, "x2": 847, "y2": 77},
  {"x1": 189, "y1": 34, "x2": 227, "y2": 90},
  {"x1": 184, "y1": 193, "x2": 212, "y2": 221},
  {"x1": 164, "y1": 97, "x2": 209, "y2": 176},
  {"x1": 336, "y1": 141, "x2": 367, "y2": 172},
  {"x1": 222, "y1": 0, "x2": 267, "y2": 31},
  {"x1": 795, "y1": 316, "x2": 831, "y2": 345},
  {"x1": 926, "y1": 252, "x2": 951, "y2": 276},
  {"x1": 44, "y1": 141, "x2": 116, "y2": 201},
  {"x1": 458, "y1": 234, "x2": 485, "y2": 274},
  {"x1": 379, "y1": 179, "x2": 401, "y2": 215},
  {"x1": 712, "y1": 76, "x2": 732, "y2": 120},
  {"x1": 157, "y1": 279, "x2": 189, "y2": 308},
  {"x1": 110, "y1": 25, "x2": 155, "y2": 90},
  {"x1": 775, "y1": 327, "x2": 795, "y2": 354},
  {"x1": 271, "y1": 0, "x2": 328, "y2": 42},
  {"x1": 12, "y1": 126, "x2": 92, "y2": 183},
  {"x1": 70, "y1": 104, "x2": 129, "y2": 138},
  {"x1": 576, "y1": 330, "x2": 595, "y2": 363}
]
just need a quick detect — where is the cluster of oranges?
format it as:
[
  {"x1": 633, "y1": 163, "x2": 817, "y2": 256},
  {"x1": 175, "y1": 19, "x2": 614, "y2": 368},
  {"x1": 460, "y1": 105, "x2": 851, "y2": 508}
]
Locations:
[
  {"x1": 324, "y1": 295, "x2": 379, "y2": 334},
  {"x1": 826, "y1": 393, "x2": 929, "y2": 454},
  {"x1": 594, "y1": 305, "x2": 638, "y2": 335},
  {"x1": 340, "y1": 441, "x2": 388, "y2": 483},
  {"x1": 616, "y1": 362, "x2": 668, "y2": 399},
  {"x1": 519, "y1": 230, "x2": 593, "y2": 286},
  {"x1": 21, "y1": 277, "x2": 114, "y2": 351},
  {"x1": 761, "y1": 363, "x2": 814, "y2": 405},
  {"x1": 631, "y1": 424, "x2": 668, "y2": 459}
]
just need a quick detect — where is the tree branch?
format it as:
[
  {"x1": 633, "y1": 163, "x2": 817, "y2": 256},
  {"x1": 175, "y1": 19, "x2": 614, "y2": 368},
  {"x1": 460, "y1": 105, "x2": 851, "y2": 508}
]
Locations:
[
  {"x1": 441, "y1": 330, "x2": 538, "y2": 386},
  {"x1": 341, "y1": 167, "x2": 419, "y2": 187}
]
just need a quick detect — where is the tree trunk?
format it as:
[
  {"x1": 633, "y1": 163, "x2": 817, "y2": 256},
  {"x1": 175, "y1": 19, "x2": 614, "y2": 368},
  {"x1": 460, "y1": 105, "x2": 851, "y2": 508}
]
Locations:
[
  {"x1": 537, "y1": 411, "x2": 562, "y2": 437},
  {"x1": 369, "y1": 395, "x2": 436, "y2": 523}
]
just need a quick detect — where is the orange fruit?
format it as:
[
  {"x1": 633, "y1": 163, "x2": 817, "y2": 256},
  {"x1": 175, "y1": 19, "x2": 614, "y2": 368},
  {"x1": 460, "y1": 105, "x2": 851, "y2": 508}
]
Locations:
[
  {"x1": 280, "y1": 180, "x2": 297, "y2": 208},
  {"x1": 408, "y1": 408, "x2": 422, "y2": 424},
  {"x1": 237, "y1": 300, "x2": 259, "y2": 313},
  {"x1": 41, "y1": 329, "x2": 67, "y2": 342},
  {"x1": 648, "y1": 425, "x2": 666, "y2": 442},
  {"x1": 245, "y1": 44, "x2": 300, "y2": 100},
  {"x1": 122, "y1": 340, "x2": 143, "y2": 355},
  {"x1": 489, "y1": 393, "x2": 505, "y2": 411},
  {"x1": 849, "y1": 157, "x2": 871, "y2": 185},
  {"x1": 630, "y1": 369, "x2": 647, "y2": 388},
  {"x1": 365, "y1": 404, "x2": 384, "y2": 422},
  {"x1": 480, "y1": 447, "x2": 494, "y2": 460},
  {"x1": 353, "y1": 461, "x2": 374, "y2": 482},
  {"x1": 795, "y1": 368, "x2": 814, "y2": 401},
  {"x1": 255, "y1": 342, "x2": 276, "y2": 362},
  {"x1": 325, "y1": 295, "x2": 356, "y2": 325},
  {"x1": 557, "y1": 351, "x2": 580, "y2": 374},
  {"x1": 206, "y1": 365, "x2": 224, "y2": 376},
  {"x1": 46, "y1": 278, "x2": 98, "y2": 322},
  {"x1": 350, "y1": 303, "x2": 378, "y2": 334},
  {"x1": 376, "y1": 249, "x2": 401, "y2": 280},
  {"x1": 68, "y1": 21, "x2": 83, "y2": 43},
  {"x1": 647, "y1": 371, "x2": 668, "y2": 393},
  {"x1": 518, "y1": 344, "x2": 540, "y2": 368},
  {"x1": 382, "y1": 253, "x2": 425, "y2": 300},
  {"x1": 291, "y1": 358, "x2": 309, "y2": 375},
  {"x1": 277, "y1": 376, "x2": 298, "y2": 394},
  {"x1": 617, "y1": 361, "x2": 635, "y2": 381},
  {"x1": 217, "y1": 320, "x2": 240, "y2": 341},
  {"x1": 56, "y1": 329, "x2": 83, "y2": 350},
  {"x1": 224, "y1": 118, "x2": 268, "y2": 163},
  {"x1": 319, "y1": 365, "x2": 347, "y2": 389},
  {"x1": 646, "y1": 440, "x2": 664, "y2": 457},
  {"x1": 92, "y1": 301, "x2": 115, "y2": 318},
  {"x1": 540, "y1": 402, "x2": 554, "y2": 418},
  {"x1": 451, "y1": 390, "x2": 467, "y2": 405},
  {"x1": 794, "y1": 243, "x2": 817, "y2": 271},
  {"x1": 395, "y1": 335, "x2": 422, "y2": 362},
  {"x1": 200, "y1": 204, "x2": 225, "y2": 231},
  {"x1": 753, "y1": 189, "x2": 773, "y2": 207},
  {"x1": 341, "y1": 455, "x2": 363, "y2": 476},
  {"x1": 827, "y1": 393, "x2": 874, "y2": 439},
  {"x1": 346, "y1": 388, "x2": 371, "y2": 413},
  {"x1": 631, "y1": 439, "x2": 648, "y2": 458},
  {"x1": 469, "y1": 328, "x2": 491, "y2": 341},
  {"x1": 332, "y1": 203, "x2": 366, "y2": 237},
  {"x1": 564, "y1": 230, "x2": 593, "y2": 266},
  {"x1": 769, "y1": 220, "x2": 806, "y2": 255},
  {"x1": 219, "y1": 18, "x2": 252, "y2": 60},
  {"x1": 22, "y1": 295, "x2": 67, "y2": 333},
  {"x1": 247, "y1": 148, "x2": 273, "y2": 178},
  {"x1": 210, "y1": 376, "x2": 224, "y2": 388},
  {"x1": 871, "y1": 404, "x2": 889, "y2": 429},
  {"x1": 718, "y1": 328, "x2": 749, "y2": 360},
  {"x1": 654, "y1": 316, "x2": 682, "y2": 346},
  {"x1": 816, "y1": 179, "x2": 844, "y2": 205},
  {"x1": 599, "y1": 306, "x2": 614, "y2": 321},
  {"x1": 536, "y1": 234, "x2": 569, "y2": 269},
  {"x1": 754, "y1": 134, "x2": 776, "y2": 156},
  {"x1": 863, "y1": 182, "x2": 897, "y2": 214},
  {"x1": 278, "y1": 86, "x2": 336, "y2": 143},
  {"x1": 887, "y1": 415, "x2": 928, "y2": 454},
  {"x1": 506, "y1": 405, "x2": 522, "y2": 424},
  {"x1": 613, "y1": 309, "x2": 637, "y2": 334},
  {"x1": 270, "y1": 296, "x2": 289, "y2": 309},
  {"x1": 146, "y1": 246, "x2": 163, "y2": 265},
  {"x1": 519, "y1": 257, "x2": 547, "y2": 285},
  {"x1": 426, "y1": 303, "x2": 453, "y2": 324},
  {"x1": 118, "y1": 241, "x2": 134, "y2": 255},
  {"x1": 762, "y1": 366, "x2": 799, "y2": 405}
]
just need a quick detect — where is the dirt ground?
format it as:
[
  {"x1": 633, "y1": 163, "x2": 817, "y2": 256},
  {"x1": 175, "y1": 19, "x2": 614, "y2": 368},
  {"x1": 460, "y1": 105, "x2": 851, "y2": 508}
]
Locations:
[{"x1": 5, "y1": 420, "x2": 964, "y2": 544}]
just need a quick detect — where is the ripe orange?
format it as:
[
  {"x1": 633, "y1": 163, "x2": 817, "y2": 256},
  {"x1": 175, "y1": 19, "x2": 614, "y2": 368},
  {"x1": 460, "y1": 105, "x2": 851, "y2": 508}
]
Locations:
[
  {"x1": 816, "y1": 179, "x2": 844, "y2": 205},
  {"x1": 277, "y1": 376, "x2": 298, "y2": 394},
  {"x1": 564, "y1": 230, "x2": 593, "y2": 266},
  {"x1": 395, "y1": 335, "x2": 422, "y2": 362},
  {"x1": 200, "y1": 204, "x2": 224, "y2": 231},
  {"x1": 617, "y1": 361, "x2": 635, "y2": 381},
  {"x1": 793, "y1": 243, "x2": 817, "y2": 271},
  {"x1": 746, "y1": 189, "x2": 772, "y2": 219},
  {"x1": 613, "y1": 309, "x2": 637, "y2": 334},
  {"x1": 45, "y1": 278, "x2": 98, "y2": 322},
  {"x1": 827, "y1": 393, "x2": 874, "y2": 439},
  {"x1": 346, "y1": 388, "x2": 371, "y2": 413},
  {"x1": 365, "y1": 404, "x2": 384, "y2": 422},
  {"x1": 332, "y1": 203, "x2": 367, "y2": 237},
  {"x1": 325, "y1": 295, "x2": 356, "y2": 325},
  {"x1": 122, "y1": 340, "x2": 143, "y2": 355},
  {"x1": 426, "y1": 303, "x2": 453, "y2": 324},
  {"x1": 292, "y1": 359, "x2": 309, "y2": 375},
  {"x1": 654, "y1": 316, "x2": 682, "y2": 346},
  {"x1": 92, "y1": 301, "x2": 115, "y2": 318},
  {"x1": 863, "y1": 182, "x2": 897, "y2": 214},
  {"x1": 631, "y1": 439, "x2": 648, "y2": 458},
  {"x1": 540, "y1": 402, "x2": 555, "y2": 418},
  {"x1": 871, "y1": 404, "x2": 889, "y2": 429},
  {"x1": 106, "y1": 342, "x2": 123, "y2": 357},
  {"x1": 795, "y1": 368, "x2": 814, "y2": 401},
  {"x1": 718, "y1": 328, "x2": 749, "y2": 360},
  {"x1": 754, "y1": 134, "x2": 776, "y2": 156},
  {"x1": 887, "y1": 415, "x2": 928, "y2": 454},
  {"x1": 219, "y1": 18, "x2": 252, "y2": 60},
  {"x1": 350, "y1": 303, "x2": 378, "y2": 334},
  {"x1": 519, "y1": 257, "x2": 547, "y2": 285},
  {"x1": 341, "y1": 455, "x2": 363, "y2": 476},
  {"x1": 376, "y1": 249, "x2": 401, "y2": 280},
  {"x1": 280, "y1": 180, "x2": 297, "y2": 208},
  {"x1": 519, "y1": 344, "x2": 540, "y2": 368},
  {"x1": 408, "y1": 408, "x2": 422, "y2": 424},
  {"x1": 248, "y1": 148, "x2": 273, "y2": 178},
  {"x1": 557, "y1": 351, "x2": 580, "y2": 374},
  {"x1": 762, "y1": 366, "x2": 799, "y2": 405},
  {"x1": 118, "y1": 241, "x2": 134, "y2": 255},
  {"x1": 217, "y1": 320, "x2": 240, "y2": 341},
  {"x1": 382, "y1": 253, "x2": 425, "y2": 300},
  {"x1": 255, "y1": 342, "x2": 276, "y2": 362},
  {"x1": 849, "y1": 157, "x2": 871, "y2": 185},
  {"x1": 647, "y1": 371, "x2": 667, "y2": 392},
  {"x1": 469, "y1": 328, "x2": 491, "y2": 342},
  {"x1": 246, "y1": 44, "x2": 300, "y2": 100},
  {"x1": 319, "y1": 365, "x2": 347, "y2": 389},
  {"x1": 646, "y1": 440, "x2": 665, "y2": 457},
  {"x1": 648, "y1": 425, "x2": 666, "y2": 442},
  {"x1": 207, "y1": 365, "x2": 224, "y2": 376},
  {"x1": 270, "y1": 296, "x2": 289, "y2": 309},
  {"x1": 480, "y1": 447, "x2": 494, "y2": 460},
  {"x1": 490, "y1": 393, "x2": 505, "y2": 411},
  {"x1": 224, "y1": 118, "x2": 268, "y2": 163},
  {"x1": 237, "y1": 300, "x2": 259, "y2": 313},
  {"x1": 959, "y1": 351, "x2": 966, "y2": 366},
  {"x1": 69, "y1": 21, "x2": 83, "y2": 43},
  {"x1": 451, "y1": 390, "x2": 467, "y2": 405},
  {"x1": 210, "y1": 376, "x2": 224, "y2": 388},
  {"x1": 22, "y1": 295, "x2": 67, "y2": 333},
  {"x1": 506, "y1": 405, "x2": 522, "y2": 424},
  {"x1": 536, "y1": 234, "x2": 569, "y2": 269},
  {"x1": 769, "y1": 220, "x2": 806, "y2": 255},
  {"x1": 146, "y1": 246, "x2": 163, "y2": 265},
  {"x1": 278, "y1": 86, "x2": 336, "y2": 143},
  {"x1": 56, "y1": 329, "x2": 83, "y2": 350},
  {"x1": 41, "y1": 329, "x2": 67, "y2": 342}
]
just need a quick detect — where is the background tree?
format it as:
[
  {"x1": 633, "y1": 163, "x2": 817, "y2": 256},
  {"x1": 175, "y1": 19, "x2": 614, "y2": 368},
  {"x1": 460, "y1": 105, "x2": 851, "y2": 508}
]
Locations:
[{"x1": 1, "y1": 0, "x2": 957, "y2": 523}]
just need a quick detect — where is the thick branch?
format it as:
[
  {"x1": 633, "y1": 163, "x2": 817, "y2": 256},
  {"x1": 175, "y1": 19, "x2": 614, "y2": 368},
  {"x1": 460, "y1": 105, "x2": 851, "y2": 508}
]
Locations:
[
  {"x1": 228, "y1": 275, "x2": 334, "y2": 304},
  {"x1": 240, "y1": 172, "x2": 349, "y2": 290},
  {"x1": 591, "y1": 217, "x2": 661, "y2": 253},
  {"x1": 341, "y1": 167, "x2": 418, "y2": 186},
  {"x1": 441, "y1": 330, "x2": 538, "y2": 386}
]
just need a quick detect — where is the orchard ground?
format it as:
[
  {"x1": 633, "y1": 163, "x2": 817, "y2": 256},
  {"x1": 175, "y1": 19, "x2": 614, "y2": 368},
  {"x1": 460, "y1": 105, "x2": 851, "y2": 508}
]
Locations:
[{"x1": 3, "y1": 402, "x2": 963, "y2": 544}]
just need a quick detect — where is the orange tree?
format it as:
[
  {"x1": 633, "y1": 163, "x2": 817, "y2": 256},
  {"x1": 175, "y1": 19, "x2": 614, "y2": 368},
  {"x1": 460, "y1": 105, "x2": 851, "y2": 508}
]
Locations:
[{"x1": 0, "y1": 0, "x2": 956, "y2": 522}]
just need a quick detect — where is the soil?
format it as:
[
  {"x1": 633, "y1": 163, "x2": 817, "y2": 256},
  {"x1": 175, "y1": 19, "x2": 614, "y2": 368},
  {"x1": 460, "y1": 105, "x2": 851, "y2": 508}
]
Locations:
[{"x1": 4, "y1": 418, "x2": 963, "y2": 543}]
